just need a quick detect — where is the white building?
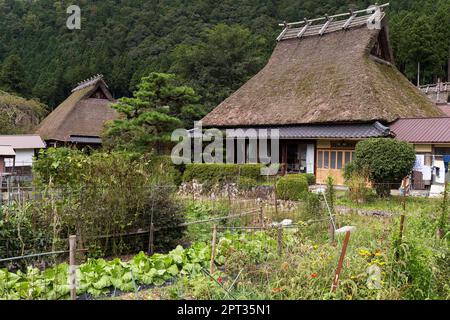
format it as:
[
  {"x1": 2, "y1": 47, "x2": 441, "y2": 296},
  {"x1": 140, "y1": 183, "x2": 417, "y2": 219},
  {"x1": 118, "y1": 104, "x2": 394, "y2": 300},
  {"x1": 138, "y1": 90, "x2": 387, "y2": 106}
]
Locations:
[{"x1": 0, "y1": 135, "x2": 46, "y2": 175}]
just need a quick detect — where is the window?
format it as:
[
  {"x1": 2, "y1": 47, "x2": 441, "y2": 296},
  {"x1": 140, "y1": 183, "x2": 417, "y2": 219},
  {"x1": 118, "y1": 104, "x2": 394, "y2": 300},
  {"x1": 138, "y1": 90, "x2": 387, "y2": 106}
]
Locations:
[
  {"x1": 324, "y1": 151, "x2": 329, "y2": 169},
  {"x1": 345, "y1": 152, "x2": 351, "y2": 165},
  {"x1": 337, "y1": 152, "x2": 343, "y2": 169},
  {"x1": 318, "y1": 151, "x2": 323, "y2": 169},
  {"x1": 331, "y1": 152, "x2": 336, "y2": 169}
]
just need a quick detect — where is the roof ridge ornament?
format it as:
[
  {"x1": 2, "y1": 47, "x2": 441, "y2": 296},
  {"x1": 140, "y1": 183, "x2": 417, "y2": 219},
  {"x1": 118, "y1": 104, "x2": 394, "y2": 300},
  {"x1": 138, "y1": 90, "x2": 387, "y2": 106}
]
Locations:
[
  {"x1": 366, "y1": 4, "x2": 383, "y2": 30},
  {"x1": 277, "y1": 3, "x2": 389, "y2": 41},
  {"x1": 71, "y1": 74, "x2": 105, "y2": 92}
]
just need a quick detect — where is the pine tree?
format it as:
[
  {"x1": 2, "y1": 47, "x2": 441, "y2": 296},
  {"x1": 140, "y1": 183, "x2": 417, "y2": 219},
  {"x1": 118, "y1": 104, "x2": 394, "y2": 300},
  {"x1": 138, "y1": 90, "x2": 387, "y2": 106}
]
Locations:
[{"x1": 103, "y1": 72, "x2": 204, "y2": 153}]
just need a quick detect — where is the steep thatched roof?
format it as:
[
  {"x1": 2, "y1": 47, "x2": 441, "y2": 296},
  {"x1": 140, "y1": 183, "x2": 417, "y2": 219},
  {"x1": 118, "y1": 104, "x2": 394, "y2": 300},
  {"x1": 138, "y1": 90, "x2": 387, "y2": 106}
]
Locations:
[
  {"x1": 36, "y1": 75, "x2": 118, "y2": 142},
  {"x1": 202, "y1": 5, "x2": 444, "y2": 128}
]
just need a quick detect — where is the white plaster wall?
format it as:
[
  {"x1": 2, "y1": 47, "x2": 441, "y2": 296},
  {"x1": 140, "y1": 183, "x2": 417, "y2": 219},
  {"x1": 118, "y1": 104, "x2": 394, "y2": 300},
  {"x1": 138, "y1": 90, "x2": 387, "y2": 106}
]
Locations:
[{"x1": 5, "y1": 149, "x2": 35, "y2": 167}]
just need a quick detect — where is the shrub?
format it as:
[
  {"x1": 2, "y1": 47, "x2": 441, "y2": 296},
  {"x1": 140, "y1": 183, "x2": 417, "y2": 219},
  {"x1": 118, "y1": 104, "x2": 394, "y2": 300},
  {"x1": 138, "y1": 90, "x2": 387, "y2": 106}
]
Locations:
[
  {"x1": 343, "y1": 162, "x2": 356, "y2": 182},
  {"x1": 238, "y1": 177, "x2": 258, "y2": 190},
  {"x1": 346, "y1": 171, "x2": 371, "y2": 204},
  {"x1": 303, "y1": 192, "x2": 322, "y2": 219},
  {"x1": 182, "y1": 163, "x2": 264, "y2": 186},
  {"x1": 353, "y1": 138, "x2": 416, "y2": 197},
  {"x1": 303, "y1": 173, "x2": 316, "y2": 186},
  {"x1": 276, "y1": 174, "x2": 309, "y2": 201},
  {"x1": 29, "y1": 148, "x2": 186, "y2": 257},
  {"x1": 149, "y1": 155, "x2": 183, "y2": 185}
]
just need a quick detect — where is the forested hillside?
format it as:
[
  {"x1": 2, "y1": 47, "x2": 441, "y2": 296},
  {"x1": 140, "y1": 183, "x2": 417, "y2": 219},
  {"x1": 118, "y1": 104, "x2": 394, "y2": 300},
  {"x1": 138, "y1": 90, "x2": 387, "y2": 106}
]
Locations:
[
  {"x1": 0, "y1": 0, "x2": 448, "y2": 111},
  {"x1": 0, "y1": 90, "x2": 47, "y2": 134}
]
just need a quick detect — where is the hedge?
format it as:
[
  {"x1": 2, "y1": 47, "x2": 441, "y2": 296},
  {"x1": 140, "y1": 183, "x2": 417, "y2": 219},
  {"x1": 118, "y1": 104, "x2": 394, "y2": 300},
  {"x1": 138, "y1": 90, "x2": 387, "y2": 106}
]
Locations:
[
  {"x1": 276, "y1": 174, "x2": 309, "y2": 201},
  {"x1": 183, "y1": 163, "x2": 264, "y2": 185}
]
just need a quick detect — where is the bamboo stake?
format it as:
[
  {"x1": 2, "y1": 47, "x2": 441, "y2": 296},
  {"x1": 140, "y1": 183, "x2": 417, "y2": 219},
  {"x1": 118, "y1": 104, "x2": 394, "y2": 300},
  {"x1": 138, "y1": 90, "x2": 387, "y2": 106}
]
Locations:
[
  {"x1": 210, "y1": 225, "x2": 218, "y2": 275},
  {"x1": 148, "y1": 223, "x2": 155, "y2": 255},
  {"x1": 331, "y1": 231, "x2": 351, "y2": 293},
  {"x1": 259, "y1": 205, "x2": 264, "y2": 228},
  {"x1": 69, "y1": 235, "x2": 77, "y2": 300},
  {"x1": 277, "y1": 225, "x2": 283, "y2": 256}
]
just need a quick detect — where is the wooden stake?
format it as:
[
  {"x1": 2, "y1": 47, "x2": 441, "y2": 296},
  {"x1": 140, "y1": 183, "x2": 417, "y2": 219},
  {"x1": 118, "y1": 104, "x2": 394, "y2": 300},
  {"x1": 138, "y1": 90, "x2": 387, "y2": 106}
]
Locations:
[
  {"x1": 274, "y1": 179, "x2": 278, "y2": 216},
  {"x1": 210, "y1": 225, "x2": 218, "y2": 274},
  {"x1": 259, "y1": 205, "x2": 264, "y2": 228},
  {"x1": 277, "y1": 225, "x2": 283, "y2": 256},
  {"x1": 331, "y1": 231, "x2": 351, "y2": 293},
  {"x1": 148, "y1": 223, "x2": 155, "y2": 255},
  {"x1": 69, "y1": 235, "x2": 77, "y2": 300}
]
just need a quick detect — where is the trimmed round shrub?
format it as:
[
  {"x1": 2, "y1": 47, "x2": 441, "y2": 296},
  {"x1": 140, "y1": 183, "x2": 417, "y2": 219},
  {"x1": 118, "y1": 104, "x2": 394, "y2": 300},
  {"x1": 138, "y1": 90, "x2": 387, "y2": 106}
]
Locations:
[
  {"x1": 276, "y1": 174, "x2": 309, "y2": 201},
  {"x1": 353, "y1": 138, "x2": 416, "y2": 197},
  {"x1": 303, "y1": 173, "x2": 316, "y2": 186}
]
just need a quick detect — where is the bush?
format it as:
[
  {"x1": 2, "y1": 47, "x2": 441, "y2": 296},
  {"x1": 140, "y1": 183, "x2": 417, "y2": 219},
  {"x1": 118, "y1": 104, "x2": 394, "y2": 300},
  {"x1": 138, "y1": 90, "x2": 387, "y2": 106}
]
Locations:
[
  {"x1": 276, "y1": 174, "x2": 309, "y2": 201},
  {"x1": 183, "y1": 163, "x2": 264, "y2": 186},
  {"x1": 238, "y1": 177, "x2": 258, "y2": 190},
  {"x1": 29, "y1": 148, "x2": 186, "y2": 258},
  {"x1": 303, "y1": 173, "x2": 316, "y2": 186},
  {"x1": 303, "y1": 192, "x2": 322, "y2": 219},
  {"x1": 353, "y1": 138, "x2": 416, "y2": 197},
  {"x1": 346, "y1": 170, "x2": 371, "y2": 204}
]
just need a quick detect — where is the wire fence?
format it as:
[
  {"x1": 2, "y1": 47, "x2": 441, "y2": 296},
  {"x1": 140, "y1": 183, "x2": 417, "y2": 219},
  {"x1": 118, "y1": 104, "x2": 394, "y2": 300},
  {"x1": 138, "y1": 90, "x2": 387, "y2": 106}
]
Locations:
[{"x1": 0, "y1": 176, "x2": 446, "y2": 300}]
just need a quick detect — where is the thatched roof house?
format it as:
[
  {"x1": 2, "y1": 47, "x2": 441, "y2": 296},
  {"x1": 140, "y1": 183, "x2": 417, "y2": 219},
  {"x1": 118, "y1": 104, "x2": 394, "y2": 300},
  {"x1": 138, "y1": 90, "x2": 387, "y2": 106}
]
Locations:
[
  {"x1": 200, "y1": 3, "x2": 446, "y2": 185},
  {"x1": 36, "y1": 75, "x2": 118, "y2": 147},
  {"x1": 202, "y1": 4, "x2": 443, "y2": 127}
]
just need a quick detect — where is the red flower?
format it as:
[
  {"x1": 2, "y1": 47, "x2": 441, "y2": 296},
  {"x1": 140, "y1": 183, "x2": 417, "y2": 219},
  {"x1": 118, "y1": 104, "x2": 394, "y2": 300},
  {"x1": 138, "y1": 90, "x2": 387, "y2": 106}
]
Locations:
[
  {"x1": 311, "y1": 273, "x2": 318, "y2": 278},
  {"x1": 272, "y1": 287, "x2": 282, "y2": 293},
  {"x1": 217, "y1": 277, "x2": 223, "y2": 284}
]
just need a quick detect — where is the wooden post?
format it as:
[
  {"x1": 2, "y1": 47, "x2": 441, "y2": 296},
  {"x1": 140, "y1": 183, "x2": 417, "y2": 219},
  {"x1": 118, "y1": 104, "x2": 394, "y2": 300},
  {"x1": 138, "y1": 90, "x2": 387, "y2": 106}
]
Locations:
[
  {"x1": 148, "y1": 223, "x2": 155, "y2": 255},
  {"x1": 331, "y1": 231, "x2": 351, "y2": 293},
  {"x1": 69, "y1": 235, "x2": 77, "y2": 300},
  {"x1": 277, "y1": 225, "x2": 283, "y2": 256},
  {"x1": 210, "y1": 225, "x2": 218, "y2": 275},
  {"x1": 274, "y1": 178, "x2": 278, "y2": 216},
  {"x1": 259, "y1": 205, "x2": 264, "y2": 228}
]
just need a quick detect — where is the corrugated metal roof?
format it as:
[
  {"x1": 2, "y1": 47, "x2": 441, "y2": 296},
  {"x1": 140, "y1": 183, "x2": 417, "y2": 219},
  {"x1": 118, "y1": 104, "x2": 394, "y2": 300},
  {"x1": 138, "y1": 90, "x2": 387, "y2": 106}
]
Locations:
[
  {"x1": 190, "y1": 122, "x2": 391, "y2": 139},
  {"x1": 438, "y1": 105, "x2": 450, "y2": 117},
  {"x1": 0, "y1": 135, "x2": 45, "y2": 149},
  {"x1": 390, "y1": 118, "x2": 450, "y2": 143},
  {"x1": 0, "y1": 145, "x2": 16, "y2": 156}
]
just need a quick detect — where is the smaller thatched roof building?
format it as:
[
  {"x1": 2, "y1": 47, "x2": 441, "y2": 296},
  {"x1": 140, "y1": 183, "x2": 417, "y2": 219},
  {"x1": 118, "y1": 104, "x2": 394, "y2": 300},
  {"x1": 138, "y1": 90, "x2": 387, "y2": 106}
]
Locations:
[{"x1": 36, "y1": 75, "x2": 118, "y2": 146}]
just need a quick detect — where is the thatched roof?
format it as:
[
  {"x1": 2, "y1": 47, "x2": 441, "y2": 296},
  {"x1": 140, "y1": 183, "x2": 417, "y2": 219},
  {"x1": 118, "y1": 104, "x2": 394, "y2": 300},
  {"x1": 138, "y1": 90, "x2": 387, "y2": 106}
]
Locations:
[
  {"x1": 36, "y1": 75, "x2": 118, "y2": 142},
  {"x1": 202, "y1": 5, "x2": 444, "y2": 128}
]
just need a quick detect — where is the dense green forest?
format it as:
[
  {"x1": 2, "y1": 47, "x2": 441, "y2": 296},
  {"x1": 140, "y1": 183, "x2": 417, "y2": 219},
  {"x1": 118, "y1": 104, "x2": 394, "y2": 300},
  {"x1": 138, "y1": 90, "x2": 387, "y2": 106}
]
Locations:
[{"x1": 0, "y1": 0, "x2": 449, "y2": 112}]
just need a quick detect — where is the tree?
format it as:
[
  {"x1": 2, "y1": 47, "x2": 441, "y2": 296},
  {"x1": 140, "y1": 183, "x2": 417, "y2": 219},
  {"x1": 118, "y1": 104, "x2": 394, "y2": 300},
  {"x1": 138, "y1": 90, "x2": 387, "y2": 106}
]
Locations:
[
  {"x1": 170, "y1": 24, "x2": 267, "y2": 109},
  {"x1": 353, "y1": 138, "x2": 416, "y2": 197},
  {"x1": 0, "y1": 55, "x2": 29, "y2": 96},
  {"x1": 103, "y1": 72, "x2": 204, "y2": 153}
]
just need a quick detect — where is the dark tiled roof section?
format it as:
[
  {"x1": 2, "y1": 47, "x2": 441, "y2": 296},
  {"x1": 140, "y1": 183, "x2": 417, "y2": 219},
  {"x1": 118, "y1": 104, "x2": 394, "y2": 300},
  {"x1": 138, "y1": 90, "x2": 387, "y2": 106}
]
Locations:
[
  {"x1": 390, "y1": 118, "x2": 450, "y2": 143},
  {"x1": 69, "y1": 136, "x2": 102, "y2": 144},
  {"x1": 195, "y1": 122, "x2": 391, "y2": 139},
  {"x1": 278, "y1": 122, "x2": 390, "y2": 139}
]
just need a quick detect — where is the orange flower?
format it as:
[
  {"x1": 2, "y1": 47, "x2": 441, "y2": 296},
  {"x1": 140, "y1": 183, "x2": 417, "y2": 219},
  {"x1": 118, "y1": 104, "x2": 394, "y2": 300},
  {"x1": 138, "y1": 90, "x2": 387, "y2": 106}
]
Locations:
[
  {"x1": 311, "y1": 273, "x2": 318, "y2": 278},
  {"x1": 272, "y1": 287, "x2": 282, "y2": 293}
]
